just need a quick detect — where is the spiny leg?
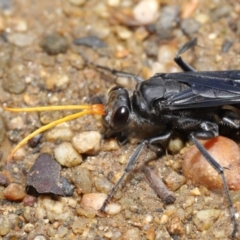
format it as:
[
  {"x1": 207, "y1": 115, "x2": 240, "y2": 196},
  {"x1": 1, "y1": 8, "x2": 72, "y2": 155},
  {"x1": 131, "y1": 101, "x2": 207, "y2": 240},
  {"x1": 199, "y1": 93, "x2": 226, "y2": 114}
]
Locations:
[
  {"x1": 100, "y1": 140, "x2": 147, "y2": 212},
  {"x1": 190, "y1": 134, "x2": 238, "y2": 238},
  {"x1": 100, "y1": 130, "x2": 172, "y2": 212}
]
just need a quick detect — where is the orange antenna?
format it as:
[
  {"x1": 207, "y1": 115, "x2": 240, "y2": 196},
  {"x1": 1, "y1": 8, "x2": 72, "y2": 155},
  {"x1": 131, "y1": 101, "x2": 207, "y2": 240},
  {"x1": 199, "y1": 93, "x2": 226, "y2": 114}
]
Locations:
[{"x1": 3, "y1": 104, "x2": 105, "y2": 168}]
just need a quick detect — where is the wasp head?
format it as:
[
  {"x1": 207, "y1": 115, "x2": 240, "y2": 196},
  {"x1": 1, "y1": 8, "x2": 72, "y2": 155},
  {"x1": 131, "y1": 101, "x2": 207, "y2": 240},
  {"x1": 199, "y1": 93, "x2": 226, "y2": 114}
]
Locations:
[{"x1": 103, "y1": 86, "x2": 131, "y2": 134}]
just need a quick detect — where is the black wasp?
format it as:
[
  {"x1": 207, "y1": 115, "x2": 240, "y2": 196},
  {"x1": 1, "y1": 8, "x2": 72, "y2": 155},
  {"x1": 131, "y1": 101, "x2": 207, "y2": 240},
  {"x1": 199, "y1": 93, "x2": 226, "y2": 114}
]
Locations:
[
  {"x1": 4, "y1": 38, "x2": 240, "y2": 237},
  {"x1": 98, "y1": 38, "x2": 239, "y2": 238}
]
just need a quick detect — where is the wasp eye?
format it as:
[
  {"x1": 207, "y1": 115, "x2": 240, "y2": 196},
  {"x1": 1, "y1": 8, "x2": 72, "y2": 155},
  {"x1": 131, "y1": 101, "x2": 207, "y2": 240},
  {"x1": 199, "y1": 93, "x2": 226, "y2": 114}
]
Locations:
[{"x1": 111, "y1": 106, "x2": 129, "y2": 130}]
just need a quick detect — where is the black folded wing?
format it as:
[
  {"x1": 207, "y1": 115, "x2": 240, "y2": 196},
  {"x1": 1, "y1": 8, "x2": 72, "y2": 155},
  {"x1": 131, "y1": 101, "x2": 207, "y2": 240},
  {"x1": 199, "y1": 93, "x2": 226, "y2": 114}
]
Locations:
[{"x1": 159, "y1": 70, "x2": 240, "y2": 110}]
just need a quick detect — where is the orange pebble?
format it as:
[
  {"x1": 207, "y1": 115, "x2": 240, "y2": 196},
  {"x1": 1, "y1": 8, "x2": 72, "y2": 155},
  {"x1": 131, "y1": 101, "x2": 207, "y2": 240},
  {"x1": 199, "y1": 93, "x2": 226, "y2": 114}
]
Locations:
[{"x1": 182, "y1": 136, "x2": 240, "y2": 190}]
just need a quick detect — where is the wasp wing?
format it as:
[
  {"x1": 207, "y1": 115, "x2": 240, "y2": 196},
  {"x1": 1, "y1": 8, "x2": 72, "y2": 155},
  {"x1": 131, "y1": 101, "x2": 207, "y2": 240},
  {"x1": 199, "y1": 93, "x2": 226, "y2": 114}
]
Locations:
[{"x1": 158, "y1": 70, "x2": 240, "y2": 110}]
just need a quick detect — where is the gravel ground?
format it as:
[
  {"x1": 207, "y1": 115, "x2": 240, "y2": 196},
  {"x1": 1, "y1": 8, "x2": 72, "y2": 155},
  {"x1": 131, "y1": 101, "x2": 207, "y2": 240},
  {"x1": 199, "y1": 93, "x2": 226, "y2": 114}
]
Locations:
[{"x1": 1, "y1": 0, "x2": 240, "y2": 239}]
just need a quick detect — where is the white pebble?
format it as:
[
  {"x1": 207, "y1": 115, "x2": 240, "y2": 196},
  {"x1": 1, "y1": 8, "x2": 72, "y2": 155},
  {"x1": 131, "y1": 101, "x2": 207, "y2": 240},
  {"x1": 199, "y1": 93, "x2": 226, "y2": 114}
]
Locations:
[
  {"x1": 36, "y1": 196, "x2": 74, "y2": 222},
  {"x1": 81, "y1": 193, "x2": 121, "y2": 215},
  {"x1": 13, "y1": 19, "x2": 28, "y2": 32},
  {"x1": 133, "y1": 0, "x2": 159, "y2": 25},
  {"x1": 72, "y1": 131, "x2": 101, "y2": 155},
  {"x1": 115, "y1": 26, "x2": 132, "y2": 40},
  {"x1": 68, "y1": 0, "x2": 86, "y2": 6},
  {"x1": 105, "y1": 203, "x2": 121, "y2": 215},
  {"x1": 8, "y1": 116, "x2": 25, "y2": 130},
  {"x1": 54, "y1": 142, "x2": 82, "y2": 167},
  {"x1": 107, "y1": 0, "x2": 120, "y2": 7},
  {"x1": 24, "y1": 223, "x2": 34, "y2": 233},
  {"x1": 101, "y1": 138, "x2": 120, "y2": 151},
  {"x1": 8, "y1": 33, "x2": 35, "y2": 47},
  {"x1": 45, "y1": 127, "x2": 73, "y2": 142},
  {"x1": 168, "y1": 137, "x2": 184, "y2": 154}
]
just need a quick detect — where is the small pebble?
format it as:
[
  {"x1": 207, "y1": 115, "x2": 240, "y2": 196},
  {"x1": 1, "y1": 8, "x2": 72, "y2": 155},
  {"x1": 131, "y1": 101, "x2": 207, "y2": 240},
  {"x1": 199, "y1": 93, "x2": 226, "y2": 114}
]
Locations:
[
  {"x1": 33, "y1": 235, "x2": 48, "y2": 240},
  {"x1": 192, "y1": 209, "x2": 221, "y2": 231},
  {"x1": 24, "y1": 223, "x2": 34, "y2": 233},
  {"x1": 168, "y1": 137, "x2": 185, "y2": 154},
  {"x1": 72, "y1": 131, "x2": 101, "y2": 155},
  {"x1": 133, "y1": 0, "x2": 159, "y2": 25},
  {"x1": 0, "y1": 215, "x2": 11, "y2": 236},
  {"x1": 180, "y1": 18, "x2": 201, "y2": 35},
  {"x1": 12, "y1": 18, "x2": 28, "y2": 32},
  {"x1": 81, "y1": 193, "x2": 121, "y2": 215},
  {"x1": 23, "y1": 195, "x2": 37, "y2": 207},
  {"x1": 72, "y1": 166, "x2": 92, "y2": 193},
  {"x1": 94, "y1": 176, "x2": 113, "y2": 194},
  {"x1": 155, "y1": 5, "x2": 180, "y2": 38},
  {"x1": 8, "y1": 33, "x2": 34, "y2": 47},
  {"x1": 61, "y1": 177, "x2": 75, "y2": 196},
  {"x1": 164, "y1": 171, "x2": 186, "y2": 191},
  {"x1": 36, "y1": 196, "x2": 73, "y2": 222},
  {"x1": 190, "y1": 187, "x2": 201, "y2": 196},
  {"x1": 182, "y1": 196, "x2": 195, "y2": 209},
  {"x1": 211, "y1": 5, "x2": 232, "y2": 21},
  {"x1": 3, "y1": 183, "x2": 26, "y2": 201},
  {"x1": 180, "y1": 0, "x2": 199, "y2": 19},
  {"x1": 0, "y1": 0, "x2": 12, "y2": 10},
  {"x1": 45, "y1": 127, "x2": 73, "y2": 142},
  {"x1": 114, "y1": 25, "x2": 132, "y2": 40},
  {"x1": 76, "y1": 206, "x2": 96, "y2": 218},
  {"x1": 41, "y1": 33, "x2": 68, "y2": 55},
  {"x1": 195, "y1": 13, "x2": 210, "y2": 24},
  {"x1": 8, "y1": 116, "x2": 25, "y2": 130},
  {"x1": 69, "y1": 53, "x2": 84, "y2": 70},
  {"x1": 101, "y1": 138, "x2": 120, "y2": 151},
  {"x1": 183, "y1": 136, "x2": 240, "y2": 190},
  {"x1": 23, "y1": 206, "x2": 35, "y2": 223},
  {"x1": 57, "y1": 225, "x2": 68, "y2": 237},
  {"x1": 2, "y1": 70, "x2": 26, "y2": 94},
  {"x1": 54, "y1": 142, "x2": 82, "y2": 167},
  {"x1": 123, "y1": 228, "x2": 141, "y2": 240},
  {"x1": 107, "y1": 0, "x2": 120, "y2": 7},
  {"x1": 45, "y1": 73, "x2": 70, "y2": 91},
  {"x1": 167, "y1": 216, "x2": 185, "y2": 236},
  {"x1": 72, "y1": 218, "x2": 91, "y2": 234},
  {"x1": 145, "y1": 227, "x2": 156, "y2": 240},
  {"x1": 68, "y1": 0, "x2": 86, "y2": 6}
]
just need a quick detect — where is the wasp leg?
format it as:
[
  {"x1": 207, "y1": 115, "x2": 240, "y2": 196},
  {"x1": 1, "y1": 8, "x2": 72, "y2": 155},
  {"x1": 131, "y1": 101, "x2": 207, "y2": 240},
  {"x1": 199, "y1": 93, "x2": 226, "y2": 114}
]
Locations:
[
  {"x1": 78, "y1": 50, "x2": 144, "y2": 82},
  {"x1": 174, "y1": 38, "x2": 197, "y2": 72},
  {"x1": 220, "y1": 109, "x2": 240, "y2": 129},
  {"x1": 100, "y1": 129, "x2": 172, "y2": 212},
  {"x1": 190, "y1": 133, "x2": 238, "y2": 238}
]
